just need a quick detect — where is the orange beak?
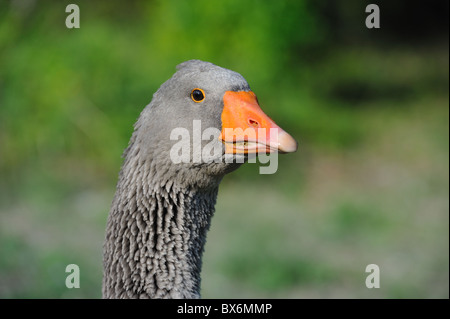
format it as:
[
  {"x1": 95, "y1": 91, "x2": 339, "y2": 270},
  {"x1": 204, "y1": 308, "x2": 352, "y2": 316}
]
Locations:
[{"x1": 219, "y1": 91, "x2": 298, "y2": 154}]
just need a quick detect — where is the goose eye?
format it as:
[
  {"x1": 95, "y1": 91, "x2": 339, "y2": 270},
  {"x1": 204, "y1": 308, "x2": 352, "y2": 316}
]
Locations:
[{"x1": 191, "y1": 88, "x2": 205, "y2": 102}]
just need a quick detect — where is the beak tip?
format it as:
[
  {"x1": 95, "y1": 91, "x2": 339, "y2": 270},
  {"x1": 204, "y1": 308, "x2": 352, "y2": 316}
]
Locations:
[{"x1": 277, "y1": 130, "x2": 298, "y2": 153}]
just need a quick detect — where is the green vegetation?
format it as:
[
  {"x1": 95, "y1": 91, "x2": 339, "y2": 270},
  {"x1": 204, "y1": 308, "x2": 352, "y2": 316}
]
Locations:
[{"x1": 0, "y1": 1, "x2": 448, "y2": 298}]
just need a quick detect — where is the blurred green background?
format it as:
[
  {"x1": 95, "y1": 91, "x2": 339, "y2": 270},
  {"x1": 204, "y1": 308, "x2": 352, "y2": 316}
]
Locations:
[{"x1": 0, "y1": 0, "x2": 448, "y2": 298}]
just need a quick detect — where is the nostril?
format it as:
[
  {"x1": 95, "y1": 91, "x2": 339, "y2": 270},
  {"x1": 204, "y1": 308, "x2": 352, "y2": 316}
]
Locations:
[{"x1": 248, "y1": 119, "x2": 259, "y2": 127}]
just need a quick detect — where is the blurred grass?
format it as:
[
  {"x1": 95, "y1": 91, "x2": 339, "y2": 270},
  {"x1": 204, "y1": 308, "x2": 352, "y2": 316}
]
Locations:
[{"x1": 0, "y1": 0, "x2": 448, "y2": 298}]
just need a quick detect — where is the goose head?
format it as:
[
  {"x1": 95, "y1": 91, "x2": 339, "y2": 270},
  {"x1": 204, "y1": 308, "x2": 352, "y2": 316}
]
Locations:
[{"x1": 129, "y1": 60, "x2": 297, "y2": 188}]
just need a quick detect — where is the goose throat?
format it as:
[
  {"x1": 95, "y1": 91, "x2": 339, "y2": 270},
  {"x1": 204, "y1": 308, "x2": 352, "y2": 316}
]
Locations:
[{"x1": 103, "y1": 174, "x2": 218, "y2": 298}]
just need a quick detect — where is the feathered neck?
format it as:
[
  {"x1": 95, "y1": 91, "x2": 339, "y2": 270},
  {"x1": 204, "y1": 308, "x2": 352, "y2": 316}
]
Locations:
[{"x1": 102, "y1": 144, "x2": 219, "y2": 298}]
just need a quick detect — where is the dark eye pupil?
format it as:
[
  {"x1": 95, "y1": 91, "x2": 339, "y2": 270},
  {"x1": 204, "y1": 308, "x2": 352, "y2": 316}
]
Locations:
[{"x1": 192, "y1": 89, "x2": 204, "y2": 101}]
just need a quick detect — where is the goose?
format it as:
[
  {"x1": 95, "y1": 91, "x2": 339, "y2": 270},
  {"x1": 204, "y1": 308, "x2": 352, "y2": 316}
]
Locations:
[{"x1": 102, "y1": 60, "x2": 297, "y2": 298}]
